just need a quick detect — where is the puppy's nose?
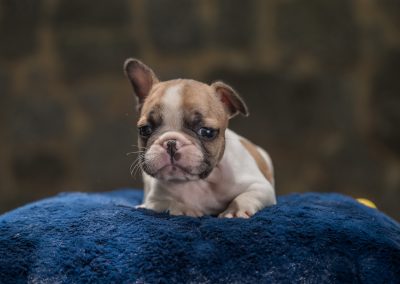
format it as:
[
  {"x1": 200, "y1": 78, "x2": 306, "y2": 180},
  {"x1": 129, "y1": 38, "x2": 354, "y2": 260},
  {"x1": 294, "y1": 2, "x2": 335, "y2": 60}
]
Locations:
[
  {"x1": 165, "y1": 139, "x2": 177, "y2": 157},
  {"x1": 166, "y1": 140, "x2": 176, "y2": 149}
]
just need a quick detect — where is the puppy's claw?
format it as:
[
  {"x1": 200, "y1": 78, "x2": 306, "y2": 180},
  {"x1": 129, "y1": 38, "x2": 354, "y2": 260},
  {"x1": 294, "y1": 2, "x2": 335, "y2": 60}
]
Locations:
[
  {"x1": 221, "y1": 213, "x2": 234, "y2": 218},
  {"x1": 219, "y1": 210, "x2": 253, "y2": 219},
  {"x1": 236, "y1": 211, "x2": 251, "y2": 218}
]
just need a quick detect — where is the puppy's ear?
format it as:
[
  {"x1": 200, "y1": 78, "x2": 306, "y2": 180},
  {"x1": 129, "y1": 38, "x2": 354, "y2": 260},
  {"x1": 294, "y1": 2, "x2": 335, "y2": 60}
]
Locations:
[
  {"x1": 124, "y1": 58, "x2": 159, "y2": 109},
  {"x1": 211, "y1": 81, "x2": 249, "y2": 118}
]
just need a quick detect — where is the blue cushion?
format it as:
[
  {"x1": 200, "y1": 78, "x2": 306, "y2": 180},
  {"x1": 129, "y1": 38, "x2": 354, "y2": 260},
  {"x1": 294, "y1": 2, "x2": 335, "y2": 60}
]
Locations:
[{"x1": 0, "y1": 189, "x2": 399, "y2": 283}]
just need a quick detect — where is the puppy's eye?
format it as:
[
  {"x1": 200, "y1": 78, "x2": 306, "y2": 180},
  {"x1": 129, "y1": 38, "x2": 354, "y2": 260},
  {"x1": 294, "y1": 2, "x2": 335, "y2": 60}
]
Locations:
[
  {"x1": 138, "y1": 125, "x2": 153, "y2": 137},
  {"x1": 197, "y1": 127, "x2": 218, "y2": 140}
]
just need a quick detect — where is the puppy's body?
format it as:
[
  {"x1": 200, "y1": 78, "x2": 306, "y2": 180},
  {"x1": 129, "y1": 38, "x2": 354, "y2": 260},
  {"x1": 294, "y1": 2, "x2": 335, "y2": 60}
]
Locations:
[{"x1": 124, "y1": 59, "x2": 276, "y2": 218}]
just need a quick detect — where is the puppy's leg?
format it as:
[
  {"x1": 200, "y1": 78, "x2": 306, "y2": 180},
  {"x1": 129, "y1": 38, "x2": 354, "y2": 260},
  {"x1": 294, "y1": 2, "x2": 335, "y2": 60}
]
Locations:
[{"x1": 218, "y1": 183, "x2": 276, "y2": 218}]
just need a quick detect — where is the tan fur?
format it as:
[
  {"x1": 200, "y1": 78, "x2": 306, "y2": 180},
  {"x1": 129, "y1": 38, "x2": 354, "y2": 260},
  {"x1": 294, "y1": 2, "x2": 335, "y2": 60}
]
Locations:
[
  {"x1": 139, "y1": 80, "x2": 179, "y2": 116},
  {"x1": 181, "y1": 80, "x2": 227, "y2": 122},
  {"x1": 181, "y1": 81, "x2": 228, "y2": 162},
  {"x1": 140, "y1": 80, "x2": 228, "y2": 126},
  {"x1": 240, "y1": 139, "x2": 274, "y2": 185}
]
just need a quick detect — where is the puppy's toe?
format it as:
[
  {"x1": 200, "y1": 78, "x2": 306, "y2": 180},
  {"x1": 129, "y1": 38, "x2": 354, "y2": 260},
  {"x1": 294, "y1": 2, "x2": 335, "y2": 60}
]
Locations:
[
  {"x1": 219, "y1": 212, "x2": 234, "y2": 218},
  {"x1": 169, "y1": 208, "x2": 184, "y2": 216},
  {"x1": 235, "y1": 211, "x2": 251, "y2": 218},
  {"x1": 219, "y1": 209, "x2": 255, "y2": 218},
  {"x1": 245, "y1": 209, "x2": 257, "y2": 217},
  {"x1": 135, "y1": 204, "x2": 146, "y2": 209}
]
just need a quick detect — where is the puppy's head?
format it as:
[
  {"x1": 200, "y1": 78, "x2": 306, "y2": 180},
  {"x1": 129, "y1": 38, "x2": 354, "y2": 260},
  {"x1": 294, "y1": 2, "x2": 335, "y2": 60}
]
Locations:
[{"x1": 124, "y1": 58, "x2": 248, "y2": 182}]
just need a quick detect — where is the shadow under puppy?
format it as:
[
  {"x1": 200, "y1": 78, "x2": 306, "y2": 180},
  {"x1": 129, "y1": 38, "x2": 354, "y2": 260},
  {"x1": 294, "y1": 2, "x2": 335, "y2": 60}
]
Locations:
[{"x1": 124, "y1": 58, "x2": 276, "y2": 218}]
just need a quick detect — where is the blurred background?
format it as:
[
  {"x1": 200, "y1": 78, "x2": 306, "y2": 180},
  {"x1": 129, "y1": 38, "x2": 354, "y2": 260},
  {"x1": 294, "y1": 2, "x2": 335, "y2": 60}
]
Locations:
[{"x1": 0, "y1": 0, "x2": 399, "y2": 220}]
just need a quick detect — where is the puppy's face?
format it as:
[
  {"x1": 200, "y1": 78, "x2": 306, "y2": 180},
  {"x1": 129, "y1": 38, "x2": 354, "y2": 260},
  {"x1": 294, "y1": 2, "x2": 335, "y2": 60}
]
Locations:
[
  {"x1": 137, "y1": 80, "x2": 228, "y2": 181},
  {"x1": 124, "y1": 59, "x2": 248, "y2": 182}
]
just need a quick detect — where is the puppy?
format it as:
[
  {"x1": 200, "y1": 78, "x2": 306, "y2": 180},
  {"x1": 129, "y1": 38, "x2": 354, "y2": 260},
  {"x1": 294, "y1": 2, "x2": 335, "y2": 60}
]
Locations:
[{"x1": 124, "y1": 58, "x2": 276, "y2": 218}]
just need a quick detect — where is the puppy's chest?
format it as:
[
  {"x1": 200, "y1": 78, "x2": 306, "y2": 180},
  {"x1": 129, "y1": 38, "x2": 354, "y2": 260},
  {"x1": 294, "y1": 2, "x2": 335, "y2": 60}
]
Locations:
[
  {"x1": 162, "y1": 164, "x2": 240, "y2": 214},
  {"x1": 166, "y1": 168, "x2": 237, "y2": 212}
]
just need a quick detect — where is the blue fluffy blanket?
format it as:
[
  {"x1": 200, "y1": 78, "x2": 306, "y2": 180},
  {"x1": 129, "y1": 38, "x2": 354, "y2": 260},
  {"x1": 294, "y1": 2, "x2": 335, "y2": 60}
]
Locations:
[{"x1": 0, "y1": 189, "x2": 399, "y2": 283}]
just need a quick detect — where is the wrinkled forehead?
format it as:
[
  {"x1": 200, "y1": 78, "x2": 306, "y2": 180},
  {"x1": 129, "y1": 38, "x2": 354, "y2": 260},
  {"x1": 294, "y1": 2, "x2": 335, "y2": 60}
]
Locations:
[{"x1": 138, "y1": 80, "x2": 226, "y2": 126}]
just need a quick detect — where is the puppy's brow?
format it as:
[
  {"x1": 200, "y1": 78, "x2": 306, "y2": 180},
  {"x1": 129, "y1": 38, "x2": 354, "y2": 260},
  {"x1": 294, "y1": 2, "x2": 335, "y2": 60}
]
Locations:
[
  {"x1": 147, "y1": 109, "x2": 163, "y2": 126},
  {"x1": 137, "y1": 116, "x2": 147, "y2": 126},
  {"x1": 192, "y1": 111, "x2": 203, "y2": 123},
  {"x1": 148, "y1": 110, "x2": 156, "y2": 118},
  {"x1": 184, "y1": 111, "x2": 203, "y2": 128}
]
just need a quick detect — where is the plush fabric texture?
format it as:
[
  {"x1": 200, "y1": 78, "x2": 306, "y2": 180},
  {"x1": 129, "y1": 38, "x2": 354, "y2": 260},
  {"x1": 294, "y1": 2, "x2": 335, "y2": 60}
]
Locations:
[{"x1": 0, "y1": 190, "x2": 399, "y2": 283}]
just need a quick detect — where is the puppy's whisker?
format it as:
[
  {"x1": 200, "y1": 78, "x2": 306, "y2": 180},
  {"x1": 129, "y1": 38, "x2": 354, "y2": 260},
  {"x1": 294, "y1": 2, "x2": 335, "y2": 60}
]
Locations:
[
  {"x1": 126, "y1": 150, "x2": 145, "y2": 156},
  {"x1": 131, "y1": 155, "x2": 144, "y2": 175},
  {"x1": 131, "y1": 144, "x2": 146, "y2": 150},
  {"x1": 133, "y1": 161, "x2": 144, "y2": 176},
  {"x1": 129, "y1": 154, "x2": 145, "y2": 177}
]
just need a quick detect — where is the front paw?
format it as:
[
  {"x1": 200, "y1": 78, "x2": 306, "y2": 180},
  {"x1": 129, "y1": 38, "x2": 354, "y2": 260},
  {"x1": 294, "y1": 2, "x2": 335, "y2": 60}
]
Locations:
[{"x1": 218, "y1": 201, "x2": 258, "y2": 219}]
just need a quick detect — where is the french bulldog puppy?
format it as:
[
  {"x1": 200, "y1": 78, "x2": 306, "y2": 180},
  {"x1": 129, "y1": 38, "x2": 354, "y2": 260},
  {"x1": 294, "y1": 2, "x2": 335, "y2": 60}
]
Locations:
[{"x1": 124, "y1": 58, "x2": 276, "y2": 218}]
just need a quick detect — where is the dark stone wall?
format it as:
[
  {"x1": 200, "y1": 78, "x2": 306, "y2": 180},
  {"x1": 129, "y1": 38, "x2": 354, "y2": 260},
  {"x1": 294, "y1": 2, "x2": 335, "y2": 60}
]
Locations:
[{"x1": 0, "y1": 0, "x2": 399, "y2": 220}]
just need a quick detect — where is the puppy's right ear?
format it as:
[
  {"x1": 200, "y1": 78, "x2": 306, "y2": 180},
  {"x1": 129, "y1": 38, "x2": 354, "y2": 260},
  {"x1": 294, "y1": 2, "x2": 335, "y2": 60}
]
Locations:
[{"x1": 124, "y1": 58, "x2": 159, "y2": 109}]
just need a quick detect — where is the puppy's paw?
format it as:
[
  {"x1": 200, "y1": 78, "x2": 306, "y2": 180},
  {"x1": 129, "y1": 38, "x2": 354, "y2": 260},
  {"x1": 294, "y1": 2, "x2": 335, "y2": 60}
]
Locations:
[
  {"x1": 218, "y1": 200, "x2": 258, "y2": 219},
  {"x1": 135, "y1": 204, "x2": 146, "y2": 209}
]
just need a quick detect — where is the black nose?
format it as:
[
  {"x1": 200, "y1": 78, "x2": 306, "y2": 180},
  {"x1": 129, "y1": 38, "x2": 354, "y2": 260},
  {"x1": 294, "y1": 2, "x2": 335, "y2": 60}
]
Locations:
[{"x1": 166, "y1": 140, "x2": 177, "y2": 157}]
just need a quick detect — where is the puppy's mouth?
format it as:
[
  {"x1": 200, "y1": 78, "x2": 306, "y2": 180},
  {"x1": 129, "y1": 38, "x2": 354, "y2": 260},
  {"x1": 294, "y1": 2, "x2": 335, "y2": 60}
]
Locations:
[
  {"x1": 143, "y1": 162, "x2": 203, "y2": 181},
  {"x1": 159, "y1": 164, "x2": 192, "y2": 175},
  {"x1": 141, "y1": 153, "x2": 212, "y2": 182}
]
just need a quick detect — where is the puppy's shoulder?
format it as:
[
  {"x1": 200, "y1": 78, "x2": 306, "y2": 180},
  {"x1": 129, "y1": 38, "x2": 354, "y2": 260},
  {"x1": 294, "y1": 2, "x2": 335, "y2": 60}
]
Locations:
[{"x1": 225, "y1": 129, "x2": 274, "y2": 185}]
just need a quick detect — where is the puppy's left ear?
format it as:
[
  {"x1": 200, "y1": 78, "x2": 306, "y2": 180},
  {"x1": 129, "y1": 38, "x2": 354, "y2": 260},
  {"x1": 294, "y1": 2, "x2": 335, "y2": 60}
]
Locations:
[
  {"x1": 124, "y1": 58, "x2": 159, "y2": 110},
  {"x1": 211, "y1": 81, "x2": 249, "y2": 118}
]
